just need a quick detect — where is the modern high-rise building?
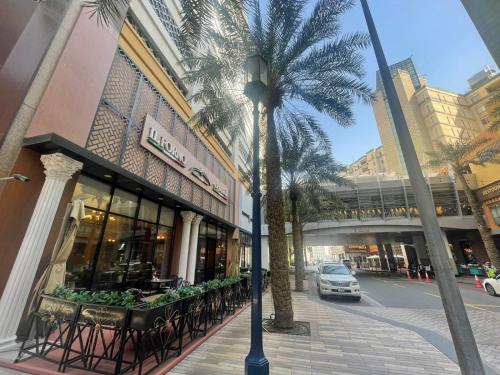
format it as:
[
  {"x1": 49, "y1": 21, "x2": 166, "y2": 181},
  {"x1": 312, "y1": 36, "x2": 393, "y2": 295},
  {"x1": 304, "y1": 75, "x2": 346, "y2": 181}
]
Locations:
[
  {"x1": 461, "y1": 0, "x2": 500, "y2": 66},
  {"x1": 372, "y1": 58, "x2": 499, "y2": 175},
  {"x1": 346, "y1": 146, "x2": 386, "y2": 176}
]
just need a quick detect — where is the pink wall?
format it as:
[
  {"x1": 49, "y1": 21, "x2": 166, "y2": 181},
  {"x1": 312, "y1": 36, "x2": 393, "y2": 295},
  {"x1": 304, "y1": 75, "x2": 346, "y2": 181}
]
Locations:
[{"x1": 26, "y1": 9, "x2": 119, "y2": 147}]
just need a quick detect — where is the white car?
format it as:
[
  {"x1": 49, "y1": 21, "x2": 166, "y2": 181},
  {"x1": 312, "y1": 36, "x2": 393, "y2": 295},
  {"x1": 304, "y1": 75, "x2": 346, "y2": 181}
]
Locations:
[
  {"x1": 483, "y1": 275, "x2": 500, "y2": 296},
  {"x1": 316, "y1": 262, "x2": 361, "y2": 301}
]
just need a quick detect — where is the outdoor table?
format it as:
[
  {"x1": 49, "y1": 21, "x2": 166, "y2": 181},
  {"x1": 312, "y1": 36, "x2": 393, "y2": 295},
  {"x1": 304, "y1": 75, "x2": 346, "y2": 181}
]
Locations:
[{"x1": 150, "y1": 278, "x2": 174, "y2": 292}]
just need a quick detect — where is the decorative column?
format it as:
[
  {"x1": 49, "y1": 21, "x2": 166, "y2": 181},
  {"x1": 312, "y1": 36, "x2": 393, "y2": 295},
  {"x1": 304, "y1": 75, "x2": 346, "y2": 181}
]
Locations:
[
  {"x1": 186, "y1": 215, "x2": 203, "y2": 284},
  {"x1": 178, "y1": 211, "x2": 196, "y2": 280},
  {"x1": 0, "y1": 153, "x2": 82, "y2": 347}
]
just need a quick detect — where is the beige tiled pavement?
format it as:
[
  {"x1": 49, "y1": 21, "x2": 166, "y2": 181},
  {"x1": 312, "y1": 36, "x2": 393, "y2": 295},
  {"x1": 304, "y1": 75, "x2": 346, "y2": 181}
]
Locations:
[{"x1": 168, "y1": 282, "x2": 461, "y2": 375}]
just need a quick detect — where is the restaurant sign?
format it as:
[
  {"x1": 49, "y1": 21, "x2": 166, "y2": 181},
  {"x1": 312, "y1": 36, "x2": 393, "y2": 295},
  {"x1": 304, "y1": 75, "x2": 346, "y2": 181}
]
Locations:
[
  {"x1": 141, "y1": 115, "x2": 229, "y2": 204},
  {"x1": 477, "y1": 181, "x2": 500, "y2": 202}
]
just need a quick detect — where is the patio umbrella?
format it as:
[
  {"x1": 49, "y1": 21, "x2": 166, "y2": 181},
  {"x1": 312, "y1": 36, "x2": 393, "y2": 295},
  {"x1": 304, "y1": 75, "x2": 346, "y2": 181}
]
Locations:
[{"x1": 45, "y1": 199, "x2": 86, "y2": 293}]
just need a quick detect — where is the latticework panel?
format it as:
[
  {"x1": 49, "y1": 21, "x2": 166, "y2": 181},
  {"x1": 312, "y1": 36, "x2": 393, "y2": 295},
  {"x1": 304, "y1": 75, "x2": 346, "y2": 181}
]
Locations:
[
  {"x1": 180, "y1": 176, "x2": 192, "y2": 201},
  {"x1": 192, "y1": 184, "x2": 202, "y2": 207},
  {"x1": 157, "y1": 99, "x2": 174, "y2": 131},
  {"x1": 185, "y1": 129, "x2": 196, "y2": 155},
  {"x1": 122, "y1": 125, "x2": 146, "y2": 176},
  {"x1": 145, "y1": 153, "x2": 166, "y2": 188},
  {"x1": 172, "y1": 115, "x2": 186, "y2": 144},
  {"x1": 87, "y1": 106, "x2": 127, "y2": 163},
  {"x1": 211, "y1": 200, "x2": 219, "y2": 216},
  {"x1": 103, "y1": 52, "x2": 140, "y2": 116},
  {"x1": 202, "y1": 191, "x2": 211, "y2": 211},
  {"x1": 166, "y1": 167, "x2": 181, "y2": 196},
  {"x1": 132, "y1": 81, "x2": 158, "y2": 126}
]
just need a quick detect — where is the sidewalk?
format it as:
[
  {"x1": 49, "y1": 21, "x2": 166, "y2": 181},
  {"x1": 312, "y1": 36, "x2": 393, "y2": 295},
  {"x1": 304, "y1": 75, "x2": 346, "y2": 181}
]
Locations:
[{"x1": 169, "y1": 281, "x2": 460, "y2": 375}]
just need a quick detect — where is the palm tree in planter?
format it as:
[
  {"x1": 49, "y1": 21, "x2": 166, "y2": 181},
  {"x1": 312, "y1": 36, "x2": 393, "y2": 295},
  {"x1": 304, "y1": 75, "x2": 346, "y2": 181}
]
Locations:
[
  {"x1": 427, "y1": 132, "x2": 500, "y2": 266},
  {"x1": 183, "y1": 0, "x2": 371, "y2": 328},
  {"x1": 280, "y1": 124, "x2": 344, "y2": 291}
]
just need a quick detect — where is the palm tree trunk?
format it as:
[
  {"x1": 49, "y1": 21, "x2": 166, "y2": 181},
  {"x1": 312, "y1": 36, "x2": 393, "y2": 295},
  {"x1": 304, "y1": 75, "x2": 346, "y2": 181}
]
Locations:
[
  {"x1": 265, "y1": 107, "x2": 294, "y2": 328},
  {"x1": 291, "y1": 197, "x2": 305, "y2": 291},
  {"x1": 457, "y1": 172, "x2": 500, "y2": 266}
]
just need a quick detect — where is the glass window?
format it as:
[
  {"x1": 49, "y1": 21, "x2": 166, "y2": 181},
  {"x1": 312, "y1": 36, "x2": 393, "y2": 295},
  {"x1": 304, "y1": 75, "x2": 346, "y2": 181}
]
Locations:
[
  {"x1": 110, "y1": 188, "x2": 138, "y2": 217},
  {"x1": 138, "y1": 198, "x2": 159, "y2": 223},
  {"x1": 65, "y1": 209, "x2": 106, "y2": 289},
  {"x1": 492, "y1": 206, "x2": 500, "y2": 225},
  {"x1": 195, "y1": 223, "x2": 207, "y2": 284},
  {"x1": 72, "y1": 175, "x2": 111, "y2": 211},
  {"x1": 126, "y1": 220, "x2": 157, "y2": 288},
  {"x1": 159, "y1": 206, "x2": 175, "y2": 227},
  {"x1": 93, "y1": 215, "x2": 135, "y2": 289},
  {"x1": 215, "y1": 227, "x2": 227, "y2": 279},
  {"x1": 153, "y1": 226, "x2": 174, "y2": 279}
]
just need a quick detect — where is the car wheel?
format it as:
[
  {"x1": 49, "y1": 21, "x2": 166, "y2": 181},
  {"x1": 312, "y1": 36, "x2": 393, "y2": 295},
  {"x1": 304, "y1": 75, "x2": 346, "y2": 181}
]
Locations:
[
  {"x1": 352, "y1": 296, "x2": 361, "y2": 302},
  {"x1": 485, "y1": 284, "x2": 497, "y2": 296}
]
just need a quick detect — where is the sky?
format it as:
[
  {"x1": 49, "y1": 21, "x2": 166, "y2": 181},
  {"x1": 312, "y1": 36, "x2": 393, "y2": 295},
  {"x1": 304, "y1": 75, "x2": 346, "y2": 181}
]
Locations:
[{"x1": 318, "y1": 0, "x2": 498, "y2": 165}]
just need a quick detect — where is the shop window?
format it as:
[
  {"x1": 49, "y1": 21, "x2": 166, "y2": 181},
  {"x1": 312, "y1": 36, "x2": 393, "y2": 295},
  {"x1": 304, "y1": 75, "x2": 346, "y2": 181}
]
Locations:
[
  {"x1": 215, "y1": 227, "x2": 227, "y2": 279},
  {"x1": 110, "y1": 188, "x2": 138, "y2": 217},
  {"x1": 138, "y1": 198, "x2": 159, "y2": 222},
  {"x1": 153, "y1": 226, "x2": 174, "y2": 279},
  {"x1": 492, "y1": 206, "x2": 500, "y2": 225},
  {"x1": 93, "y1": 215, "x2": 135, "y2": 289},
  {"x1": 195, "y1": 222, "x2": 207, "y2": 284},
  {"x1": 66, "y1": 209, "x2": 106, "y2": 289},
  {"x1": 125, "y1": 220, "x2": 157, "y2": 289},
  {"x1": 72, "y1": 175, "x2": 111, "y2": 210},
  {"x1": 160, "y1": 206, "x2": 175, "y2": 227}
]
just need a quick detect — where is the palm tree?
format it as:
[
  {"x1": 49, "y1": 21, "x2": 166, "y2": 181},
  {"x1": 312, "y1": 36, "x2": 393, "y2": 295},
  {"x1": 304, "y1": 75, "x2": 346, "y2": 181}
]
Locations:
[
  {"x1": 280, "y1": 125, "x2": 344, "y2": 291},
  {"x1": 85, "y1": 0, "x2": 371, "y2": 328},
  {"x1": 185, "y1": 0, "x2": 371, "y2": 328},
  {"x1": 427, "y1": 133, "x2": 500, "y2": 266}
]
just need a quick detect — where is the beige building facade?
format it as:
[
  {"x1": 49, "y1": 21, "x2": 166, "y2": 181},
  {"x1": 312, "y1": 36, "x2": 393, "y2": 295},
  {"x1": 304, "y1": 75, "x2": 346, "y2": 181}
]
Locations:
[
  {"x1": 372, "y1": 58, "x2": 498, "y2": 175},
  {"x1": 346, "y1": 146, "x2": 386, "y2": 176}
]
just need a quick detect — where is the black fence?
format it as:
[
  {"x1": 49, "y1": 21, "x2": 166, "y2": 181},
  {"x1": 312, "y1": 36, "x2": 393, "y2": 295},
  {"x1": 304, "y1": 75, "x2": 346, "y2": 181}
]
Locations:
[{"x1": 16, "y1": 276, "x2": 263, "y2": 374}]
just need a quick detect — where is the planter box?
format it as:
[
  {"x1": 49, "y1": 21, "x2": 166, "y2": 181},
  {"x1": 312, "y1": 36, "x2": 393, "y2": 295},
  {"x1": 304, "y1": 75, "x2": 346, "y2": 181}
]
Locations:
[
  {"x1": 78, "y1": 303, "x2": 130, "y2": 328},
  {"x1": 129, "y1": 300, "x2": 181, "y2": 331}
]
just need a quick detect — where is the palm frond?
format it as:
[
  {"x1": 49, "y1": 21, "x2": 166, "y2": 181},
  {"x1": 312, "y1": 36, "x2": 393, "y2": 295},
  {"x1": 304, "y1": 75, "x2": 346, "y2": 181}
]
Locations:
[{"x1": 83, "y1": 0, "x2": 128, "y2": 27}]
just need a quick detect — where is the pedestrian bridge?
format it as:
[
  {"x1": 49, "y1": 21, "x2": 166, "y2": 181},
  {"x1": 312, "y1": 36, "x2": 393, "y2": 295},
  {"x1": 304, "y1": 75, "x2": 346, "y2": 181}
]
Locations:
[{"x1": 261, "y1": 215, "x2": 476, "y2": 246}]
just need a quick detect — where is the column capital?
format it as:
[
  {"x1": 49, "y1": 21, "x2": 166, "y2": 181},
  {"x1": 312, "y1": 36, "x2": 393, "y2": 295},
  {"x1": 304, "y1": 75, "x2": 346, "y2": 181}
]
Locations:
[
  {"x1": 180, "y1": 211, "x2": 197, "y2": 224},
  {"x1": 191, "y1": 214, "x2": 203, "y2": 227},
  {"x1": 41, "y1": 153, "x2": 82, "y2": 182}
]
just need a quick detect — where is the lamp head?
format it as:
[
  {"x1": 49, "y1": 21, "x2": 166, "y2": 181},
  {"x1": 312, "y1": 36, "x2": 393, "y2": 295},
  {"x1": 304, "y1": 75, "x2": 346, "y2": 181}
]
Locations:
[
  {"x1": 244, "y1": 54, "x2": 268, "y2": 101},
  {"x1": 13, "y1": 174, "x2": 30, "y2": 182}
]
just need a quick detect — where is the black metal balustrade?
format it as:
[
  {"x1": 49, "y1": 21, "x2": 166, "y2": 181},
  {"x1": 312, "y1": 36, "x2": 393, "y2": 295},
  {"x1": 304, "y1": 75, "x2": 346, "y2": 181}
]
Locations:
[{"x1": 16, "y1": 278, "x2": 264, "y2": 375}]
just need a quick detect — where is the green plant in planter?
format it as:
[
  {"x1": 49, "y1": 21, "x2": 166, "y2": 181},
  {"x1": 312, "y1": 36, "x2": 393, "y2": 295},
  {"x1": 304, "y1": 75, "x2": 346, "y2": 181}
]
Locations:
[
  {"x1": 50, "y1": 286, "x2": 137, "y2": 308},
  {"x1": 223, "y1": 276, "x2": 242, "y2": 285},
  {"x1": 204, "y1": 279, "x2": 223, "y2": 290},
  {"x1": 177, "y1": 286, "x2": 204, "y2": 298},
  {"x1": 148, "y1": 290, "x2": 180, "y2": 308}
]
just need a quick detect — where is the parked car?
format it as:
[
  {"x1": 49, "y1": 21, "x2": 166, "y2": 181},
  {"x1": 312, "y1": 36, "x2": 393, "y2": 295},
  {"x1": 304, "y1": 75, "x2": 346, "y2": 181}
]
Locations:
[
  {"x1": 316, "y1": 261, "x2": 361, "y2": 301},
  {"x1": 483, "y1": 274, "x2": 500, "y2": 296}
]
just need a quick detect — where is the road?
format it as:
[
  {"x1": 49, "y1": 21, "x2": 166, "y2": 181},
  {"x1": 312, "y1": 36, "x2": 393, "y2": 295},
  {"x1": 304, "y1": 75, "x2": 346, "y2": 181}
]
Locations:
[
  {"x1": 309, "y1": 270, "x2": 500, "y2": 374},
  {"x1": 357, "y1": 271, "x2": 500, "y2": 312}
]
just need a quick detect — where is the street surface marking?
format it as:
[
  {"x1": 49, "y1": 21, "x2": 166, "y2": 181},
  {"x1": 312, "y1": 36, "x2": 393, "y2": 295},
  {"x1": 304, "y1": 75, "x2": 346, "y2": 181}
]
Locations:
[
  {"x1": 466, "y1": 304, "x2": 500, "y2": 308},
  {"x1": 424, "y1": 292, "x2": 441, "y2": 298},
  {"x1": 391, "y1": 283, "x2": 406, "y2": 288},
  {"x1": 424, "y1": 292, "x2": 500, "y2": 314}
]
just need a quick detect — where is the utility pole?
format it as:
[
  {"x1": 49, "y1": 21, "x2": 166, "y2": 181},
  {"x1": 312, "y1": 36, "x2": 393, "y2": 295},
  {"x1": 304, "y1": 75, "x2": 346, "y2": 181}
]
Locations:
[{"x1": 360, "y1": 1, "x2": 485, "y2": 374}]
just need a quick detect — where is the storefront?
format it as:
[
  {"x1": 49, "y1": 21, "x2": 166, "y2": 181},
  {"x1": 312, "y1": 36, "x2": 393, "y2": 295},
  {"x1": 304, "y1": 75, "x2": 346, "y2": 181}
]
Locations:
[
  {"x1": 477, "y1": 180, "x2": 500, "y2": 250},
  {"x1": 66, "y1": 175, "x2": 176, "y2": 290},
  {"x1": 0, "y1": 7, "x2": 245, "y2": 345},
  {"x1": 239, "y1": 231, "x2": 252, "y2": 271}
]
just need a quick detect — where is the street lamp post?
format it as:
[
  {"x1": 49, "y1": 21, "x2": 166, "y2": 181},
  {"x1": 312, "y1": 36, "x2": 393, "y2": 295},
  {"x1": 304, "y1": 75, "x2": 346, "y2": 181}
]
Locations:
[
  {"x1": 244, "y1": 54, "x2": 270, "y2": 375},
  {"x1": 360, "y1": 1, "x2": 485, "y2": 374}
]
